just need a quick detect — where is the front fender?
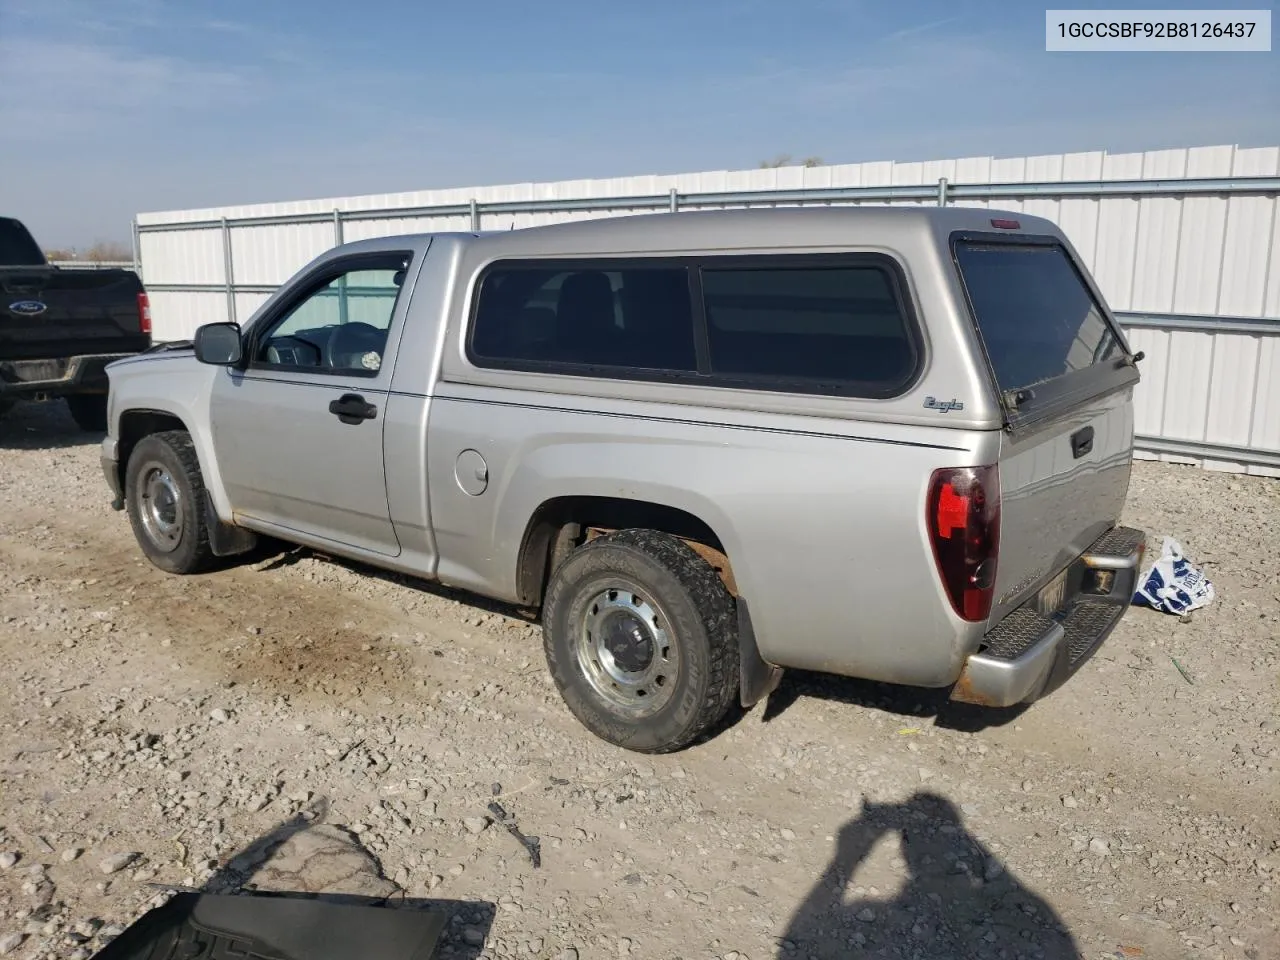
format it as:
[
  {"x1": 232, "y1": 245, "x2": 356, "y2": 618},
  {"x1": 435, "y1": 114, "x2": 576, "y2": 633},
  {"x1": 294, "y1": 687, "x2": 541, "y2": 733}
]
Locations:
[{"x1": 106, "y1": 354, "x2": 231, "y2": 519}]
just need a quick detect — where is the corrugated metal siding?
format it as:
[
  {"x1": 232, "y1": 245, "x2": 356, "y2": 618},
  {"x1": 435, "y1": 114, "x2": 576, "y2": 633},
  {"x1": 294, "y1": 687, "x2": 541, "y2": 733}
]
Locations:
[
  {"x1": 134, "y1": 144, "x2": 1280, "y2": 476},
  {"x1": 139, "y1": 229, "x2": 226, "y2": 286},
  {"x1": 233, "y1": 292, "x2": 272, "y2": 324},
  {"x1": 231, "y1": 223, "x2": 334, "y2": 286},
  {"x1": 1254, "y1": 338, "x2": 1280, "y2": 452},
  {"x1": 146, "y1": 290, "x2": 226, "y2": 331}
]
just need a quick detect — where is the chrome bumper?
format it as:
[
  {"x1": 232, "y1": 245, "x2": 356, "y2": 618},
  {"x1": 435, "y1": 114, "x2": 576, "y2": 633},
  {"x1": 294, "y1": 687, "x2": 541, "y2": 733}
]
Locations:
[
  {"x1": 0, "y1": 353, "x2": 134, "y2": 396},
  {"x1": 951, "y1": 526, "x2": 1146, "y2": 708}
]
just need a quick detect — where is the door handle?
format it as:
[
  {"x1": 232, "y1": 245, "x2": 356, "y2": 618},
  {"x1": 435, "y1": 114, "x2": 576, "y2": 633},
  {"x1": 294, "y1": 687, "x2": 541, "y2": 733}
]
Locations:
[
  {"x1": 328, "y1": 393, "x2": 377, "y2": 424},
  {"x1": 1070, "y1": 425, "x2": 1094, "y2": 459}
]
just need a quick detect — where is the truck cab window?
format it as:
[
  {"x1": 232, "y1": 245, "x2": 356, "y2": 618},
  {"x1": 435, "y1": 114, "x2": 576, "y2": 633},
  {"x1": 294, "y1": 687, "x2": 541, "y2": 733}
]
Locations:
[
  {"x1": 255, "y1": 260, "x2": 408, "y2": 375},
  {"x1": 470, "y1": 263, "x2": 698, "y2": 373}
]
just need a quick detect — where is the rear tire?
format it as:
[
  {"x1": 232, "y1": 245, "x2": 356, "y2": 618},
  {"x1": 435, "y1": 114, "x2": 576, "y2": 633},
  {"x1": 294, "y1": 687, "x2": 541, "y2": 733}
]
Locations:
[
  {"x1": 124, "y1": 431, "x2": 216, "y2": 575},
  {"x1": 542, "y1": 529, "x2": 739, "y2": 753},
  {"x1": 66, "y1": 394, "x2": 108, "y2": 432}
]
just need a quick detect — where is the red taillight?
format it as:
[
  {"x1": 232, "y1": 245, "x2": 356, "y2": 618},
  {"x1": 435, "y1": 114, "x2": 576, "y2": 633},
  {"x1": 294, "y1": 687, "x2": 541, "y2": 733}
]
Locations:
[
  {"x1": 927, "y1": 465, "x2": 1000, "y2": 622},
  {"x1": 137, "y1": 292, "x2": 151, "y2": 335},
  {"x1": 989, "y1": 218, "x2": 1020, "y2": 229}
]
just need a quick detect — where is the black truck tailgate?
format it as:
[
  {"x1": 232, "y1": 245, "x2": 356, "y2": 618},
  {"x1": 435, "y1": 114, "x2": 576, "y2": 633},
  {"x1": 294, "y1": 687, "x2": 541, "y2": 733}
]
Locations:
[{"x1": 1, "y1": 266, "x2": 149, "y2": 360}]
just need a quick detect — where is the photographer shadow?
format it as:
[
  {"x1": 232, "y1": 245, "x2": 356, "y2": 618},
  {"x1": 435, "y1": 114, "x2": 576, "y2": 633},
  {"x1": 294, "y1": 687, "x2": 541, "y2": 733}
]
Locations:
[{"x1": 780, "y1": 792, "x2": 1080, "y2": 959}]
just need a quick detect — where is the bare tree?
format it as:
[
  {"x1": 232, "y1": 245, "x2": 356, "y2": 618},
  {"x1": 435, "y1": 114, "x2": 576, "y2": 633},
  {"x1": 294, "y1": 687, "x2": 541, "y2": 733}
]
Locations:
[
  {"x1": 85, "y1": 241, "x2": 133, "y2": 263},
  {"x1": 759, "y1": 154, "x2": 825, "y2": 169}
]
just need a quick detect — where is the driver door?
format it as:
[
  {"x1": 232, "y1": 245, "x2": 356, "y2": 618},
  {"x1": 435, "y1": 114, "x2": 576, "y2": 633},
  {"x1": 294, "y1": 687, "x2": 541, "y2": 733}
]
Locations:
[{"x1": 209, "y1": 250, "x2": 413, "y2": 556}]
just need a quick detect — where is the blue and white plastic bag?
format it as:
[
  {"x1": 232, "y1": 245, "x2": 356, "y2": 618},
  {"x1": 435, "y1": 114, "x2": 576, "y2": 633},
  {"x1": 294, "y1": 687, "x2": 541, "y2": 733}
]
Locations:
[{"x1": 1132, "y1": 537, "x2": 1215, "y2": 615}]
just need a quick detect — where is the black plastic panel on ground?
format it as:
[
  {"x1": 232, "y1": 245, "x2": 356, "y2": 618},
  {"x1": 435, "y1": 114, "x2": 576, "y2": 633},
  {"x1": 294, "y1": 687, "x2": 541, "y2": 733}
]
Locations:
[{"x1": 89, "y1": 893, "x2": 447, "y2": 960}]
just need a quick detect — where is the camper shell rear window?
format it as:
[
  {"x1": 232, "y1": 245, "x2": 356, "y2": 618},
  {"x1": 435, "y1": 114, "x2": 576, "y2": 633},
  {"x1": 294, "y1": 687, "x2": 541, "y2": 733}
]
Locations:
[{"x1": 952, "y1": 237, "x2": 1125, "y2": 396}]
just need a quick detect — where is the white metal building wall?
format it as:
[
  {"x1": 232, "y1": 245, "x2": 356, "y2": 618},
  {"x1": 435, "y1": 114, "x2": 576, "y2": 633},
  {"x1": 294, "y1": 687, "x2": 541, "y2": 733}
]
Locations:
[{"x1": 134, "y1": 144, "x2": 1280, "y2": 476}]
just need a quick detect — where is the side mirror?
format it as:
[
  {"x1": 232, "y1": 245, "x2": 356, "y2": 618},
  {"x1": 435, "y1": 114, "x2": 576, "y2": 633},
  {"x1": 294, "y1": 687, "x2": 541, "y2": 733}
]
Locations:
[{"x1": 193, "y1": 322, "x2": 244, "y2": 366}]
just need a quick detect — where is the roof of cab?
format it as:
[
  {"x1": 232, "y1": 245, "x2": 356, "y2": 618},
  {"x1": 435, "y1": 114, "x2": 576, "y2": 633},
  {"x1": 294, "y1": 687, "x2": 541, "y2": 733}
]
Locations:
[
  {"x1": 330, "y1": 205, "x2": 1063, "y2": 260},
  {"x1": 460, "y1": 205, "x2": 1062, "y2": 257}
]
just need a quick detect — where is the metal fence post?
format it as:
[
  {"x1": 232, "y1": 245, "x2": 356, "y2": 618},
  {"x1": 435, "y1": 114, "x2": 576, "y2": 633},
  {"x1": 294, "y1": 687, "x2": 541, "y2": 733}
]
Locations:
[
  {"x1": 131, "y1": 218, "x2": 141, "y2": 279},
  {"x1": 221, "y1": 217, "x2": 236, "y2": 324},
  {"x1": 669, "y1": 188, "x2": 679, "y2": 213},
  {"x1": 937, "y1": 177, "x2": 949, "y2": 207},
  {"x1": 470, "y1": 199, "x2": 481, "y2": 232},
  {"x1": 333, "y1": 209, "x2": 349, "y2": 325}
]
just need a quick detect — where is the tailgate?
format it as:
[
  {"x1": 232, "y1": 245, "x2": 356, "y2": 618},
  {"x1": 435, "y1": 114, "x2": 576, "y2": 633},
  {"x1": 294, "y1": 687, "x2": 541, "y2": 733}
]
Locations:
[
  {"x1": 1, "y1": 267, "x2": 148, "y2": 360},
  {"x1": 992, "y1": 391, "x2": 1133, "y2": 621},
  {"x1": 952, "y1": 233, "x2": 1139, "y2": 623}
]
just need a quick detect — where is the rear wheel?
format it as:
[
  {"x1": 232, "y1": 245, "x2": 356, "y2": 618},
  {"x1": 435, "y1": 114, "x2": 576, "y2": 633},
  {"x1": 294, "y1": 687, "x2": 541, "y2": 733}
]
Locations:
[
  {"x1": 66, "y1": 394, "x2": 108, "y2": 432},
  {"x1": 542, "y1": 529, "x2": 739, "y2": 753},
  {"x1": 124, "y1": 431, "x2": 216, "y2": 574}
]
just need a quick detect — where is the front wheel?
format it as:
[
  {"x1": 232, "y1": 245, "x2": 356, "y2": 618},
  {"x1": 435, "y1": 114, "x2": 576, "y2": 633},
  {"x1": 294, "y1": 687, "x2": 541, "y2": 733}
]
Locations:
[
  {"x1": 542, "y1": 529, "x2": 740, "y2": 753},
  {"x1": 124, "y1": 431, "x2": 216, "y2": 574}
]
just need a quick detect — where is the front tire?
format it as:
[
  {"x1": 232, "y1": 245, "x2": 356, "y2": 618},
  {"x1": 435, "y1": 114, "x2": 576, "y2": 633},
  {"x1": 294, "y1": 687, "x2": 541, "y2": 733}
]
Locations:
[
  {"x1": 66, "y1": 394, "x2": 108, "y2": 432},
  {"x1": 124, "y1": 431, "x2": 216, "y2": 574},
  {"x1": 542, "y1": 529, "x2": 739, "y2": 753}
]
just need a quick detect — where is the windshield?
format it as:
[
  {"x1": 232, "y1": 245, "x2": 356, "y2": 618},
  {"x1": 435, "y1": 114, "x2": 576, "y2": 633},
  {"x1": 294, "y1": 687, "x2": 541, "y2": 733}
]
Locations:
[
  {"x1": 0, "y1": 218, "x2": 47, "y2": 267},
  {"x1": 954, "y1": 240, "x2": 1123, "y2": 394}
]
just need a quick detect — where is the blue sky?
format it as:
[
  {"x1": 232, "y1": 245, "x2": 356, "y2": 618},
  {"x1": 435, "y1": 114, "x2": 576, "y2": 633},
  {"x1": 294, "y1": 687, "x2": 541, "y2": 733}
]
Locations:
[{"x1": 1, "y1": 0, "x2": 1276, "y2": 247}]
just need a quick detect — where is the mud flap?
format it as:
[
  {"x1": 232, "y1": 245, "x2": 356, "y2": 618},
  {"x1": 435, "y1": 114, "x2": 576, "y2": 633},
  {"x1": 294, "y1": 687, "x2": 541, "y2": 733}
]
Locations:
[
  {"x1": 738, "y1": 598, "x2": 783, "y2": 708},
  {"x1": 88, "y1": 892, "x2": 447, "y2": 959},
  {"x1": 205, "y1": 494, "x2": 258, "y2": 558}
]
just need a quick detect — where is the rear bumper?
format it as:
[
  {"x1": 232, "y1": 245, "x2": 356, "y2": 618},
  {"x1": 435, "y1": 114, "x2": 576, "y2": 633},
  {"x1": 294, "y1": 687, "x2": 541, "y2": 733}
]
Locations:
[
  {"x1": 0, "y1": 353, "x2": 135, "y2": 398},
  {"x1": 951, "y1": 525, "x2": 1146, "y2": 708}
]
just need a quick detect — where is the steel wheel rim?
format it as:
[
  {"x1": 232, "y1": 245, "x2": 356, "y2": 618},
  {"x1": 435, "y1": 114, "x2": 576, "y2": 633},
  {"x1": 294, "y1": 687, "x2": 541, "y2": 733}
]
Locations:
[
  {"x1": 576, "y1": 584, "x2": 678, "y2": 717},
  {"x1": 137, "y1": 463, "x2": 183, "y2": 553}
]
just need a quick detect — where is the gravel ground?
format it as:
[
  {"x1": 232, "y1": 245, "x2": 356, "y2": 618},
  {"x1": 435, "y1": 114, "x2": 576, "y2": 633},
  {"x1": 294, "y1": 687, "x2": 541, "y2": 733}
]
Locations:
[{"x1": 0, "y1": 400, "x2": 1277, "y2": 960}]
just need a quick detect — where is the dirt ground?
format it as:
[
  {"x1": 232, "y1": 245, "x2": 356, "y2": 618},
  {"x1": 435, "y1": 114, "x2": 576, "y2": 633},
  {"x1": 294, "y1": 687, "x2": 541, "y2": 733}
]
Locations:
[{"x1": 0, "y1": 401, "x2": 1277, "y2": 960}]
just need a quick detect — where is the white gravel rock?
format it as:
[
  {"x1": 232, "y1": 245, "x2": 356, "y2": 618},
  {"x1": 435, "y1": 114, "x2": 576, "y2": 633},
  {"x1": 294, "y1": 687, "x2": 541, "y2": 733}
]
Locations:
[{"x1": 98, "y1": 853, "x2": 138, "y2": 875}]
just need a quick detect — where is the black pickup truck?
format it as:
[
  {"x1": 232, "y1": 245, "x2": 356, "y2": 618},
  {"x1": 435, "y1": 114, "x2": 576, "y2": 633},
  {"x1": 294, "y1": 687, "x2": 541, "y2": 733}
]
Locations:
[{"x1": 1, "y1": 215, "x2": 151, "y2": 431}]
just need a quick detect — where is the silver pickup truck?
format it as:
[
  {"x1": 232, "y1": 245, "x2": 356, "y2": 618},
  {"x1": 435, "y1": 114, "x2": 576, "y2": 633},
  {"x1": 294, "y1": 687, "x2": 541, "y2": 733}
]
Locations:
[{"x1": 102, "y1": 207, "x2": 1146, "y2": 753}]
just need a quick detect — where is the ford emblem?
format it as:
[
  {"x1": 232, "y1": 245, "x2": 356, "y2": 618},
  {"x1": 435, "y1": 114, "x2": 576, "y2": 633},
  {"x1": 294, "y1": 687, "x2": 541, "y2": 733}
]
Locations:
[{"x1": 8, "y1": 300, "x2": 48, "y2": 317}]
